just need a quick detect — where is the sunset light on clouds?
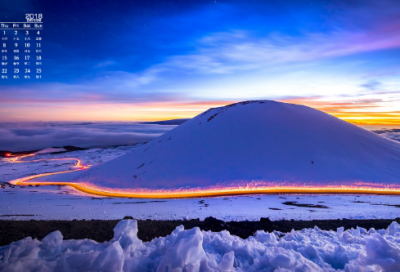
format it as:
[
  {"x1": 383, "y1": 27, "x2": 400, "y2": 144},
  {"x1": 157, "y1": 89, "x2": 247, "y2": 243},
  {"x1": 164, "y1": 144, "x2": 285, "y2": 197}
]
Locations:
[{"x1": 0, "y1": 0, "x2": 399, "y2": 125}]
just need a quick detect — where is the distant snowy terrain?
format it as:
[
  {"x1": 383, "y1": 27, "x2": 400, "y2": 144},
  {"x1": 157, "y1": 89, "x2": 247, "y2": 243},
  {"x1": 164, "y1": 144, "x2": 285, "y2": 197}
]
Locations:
[
  {"x1": 33, "y1": 101, "x2": 400, "y2": 190},
  {"x1": 3, "y1": 219, "x2": 400, "y2": 271}
]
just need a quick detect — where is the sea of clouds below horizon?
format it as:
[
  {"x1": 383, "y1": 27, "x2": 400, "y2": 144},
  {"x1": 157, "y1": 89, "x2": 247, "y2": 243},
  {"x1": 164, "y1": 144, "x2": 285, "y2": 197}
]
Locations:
[
  {"x1": 0, "y1": 122, "x2": 399, "y2": 152},
  {"x1": 0, "y1": 122, "x2": 175, "y2": 152}
]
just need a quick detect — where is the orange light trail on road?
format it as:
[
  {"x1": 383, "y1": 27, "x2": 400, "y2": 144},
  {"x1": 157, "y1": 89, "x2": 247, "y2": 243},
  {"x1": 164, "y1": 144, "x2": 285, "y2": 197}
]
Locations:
[
  {"x1": 5, "y1": 153, "x2": 36, "y2": 162},
  {"x1": 5, "y1": 152, "x2": 89, "y2": 169},
  {"x1": 6, "y1": 153, "x2": 400, "y2": 198}
]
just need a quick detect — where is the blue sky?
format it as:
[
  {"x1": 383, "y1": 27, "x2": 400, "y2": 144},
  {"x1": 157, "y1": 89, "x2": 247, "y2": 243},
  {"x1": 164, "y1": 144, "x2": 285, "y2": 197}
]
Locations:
[{"x1": 0, "y1": 0, "x2": 399, "y2": 124}]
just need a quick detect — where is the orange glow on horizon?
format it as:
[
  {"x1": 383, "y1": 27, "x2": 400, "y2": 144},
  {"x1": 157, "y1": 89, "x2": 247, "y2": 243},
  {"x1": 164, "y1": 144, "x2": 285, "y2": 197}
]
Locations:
[
  {"x1": 0, "y1": 100, "x2": 235, "y2": 122},
  {"x1": 1, "y1": 98, "x2": 398, "y2": 125},
  {"x1": 279, "y1": 98, "x2": 400, "y2": 126},
  {"x1": 6, "y1": 153, "x2": 400, "y2": 198}
]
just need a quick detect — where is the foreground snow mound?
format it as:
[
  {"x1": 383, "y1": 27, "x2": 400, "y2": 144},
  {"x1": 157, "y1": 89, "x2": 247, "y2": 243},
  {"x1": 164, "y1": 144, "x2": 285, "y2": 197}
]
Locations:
[
  {"x1": 38, "y1": 100, "x2": 400, "y2": 189},
  {"x1": 2, "y1": 220, "x2": 400, "y2": 271}
]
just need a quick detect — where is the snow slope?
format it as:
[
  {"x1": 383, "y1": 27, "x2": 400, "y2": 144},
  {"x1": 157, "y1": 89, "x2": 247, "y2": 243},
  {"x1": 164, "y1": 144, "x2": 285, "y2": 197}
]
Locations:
[
  {"x1": 34, "y1": 100, "x2": 400, "y2": 190},
  {"x1": 3, "y1": 219, "x2": 400, "y2": 271},
  {"x1": 35, "y1": 147, "x2": 67, "y2": 154}
]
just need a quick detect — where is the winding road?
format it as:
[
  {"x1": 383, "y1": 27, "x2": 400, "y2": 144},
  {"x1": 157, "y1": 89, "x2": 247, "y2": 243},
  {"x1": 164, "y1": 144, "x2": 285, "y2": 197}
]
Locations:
[{"x1": 5, "y1": 152, "x2": 400, "y2": 198}]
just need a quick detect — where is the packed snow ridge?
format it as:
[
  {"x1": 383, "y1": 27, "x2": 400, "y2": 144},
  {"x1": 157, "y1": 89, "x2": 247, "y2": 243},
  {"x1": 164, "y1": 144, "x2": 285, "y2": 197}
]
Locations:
[
  {"x1": 2, "y1": 219, "x2": 400, "y2": 271},
  {"x1": 36, "y1": 100, "x2": 400, "y2": 190}
]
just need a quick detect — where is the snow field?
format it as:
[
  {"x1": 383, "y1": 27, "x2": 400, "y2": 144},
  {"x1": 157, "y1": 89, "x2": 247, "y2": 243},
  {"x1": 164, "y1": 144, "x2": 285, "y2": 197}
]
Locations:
[
  {"x1": 2, "y1": 144, "x2": 400, "y2": 222},
  {"x1": 2, "y1": 219, "x2": 400, "y2": 271}
]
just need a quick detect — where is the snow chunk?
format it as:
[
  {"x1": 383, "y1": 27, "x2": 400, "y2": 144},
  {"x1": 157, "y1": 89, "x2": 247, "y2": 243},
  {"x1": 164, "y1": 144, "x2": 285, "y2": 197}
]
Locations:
[
  {"x1": 255, "y1": 230, "x2": 277, "y2": 244},
  {"x1": 388, "y1": 221, "x2": 400, "y2": 234},
  {"x1": 218, "y1": 251, "x2": 234, "y2": 271},
  {"x1": 346, "y1": 233, "x2": 400, "y2": 271},
  {"x1": 91, "y1": 241, "x2": 124, "y2": 272},
  {"x1": 112, "y1": 219, "x2": 141, "y2": 252},
  {"x1": 156, "y1": 227, "x2": 206, "y2": 272},
  {"x1": 41, "y1": 231, "x2": 63, "y2": 257}
]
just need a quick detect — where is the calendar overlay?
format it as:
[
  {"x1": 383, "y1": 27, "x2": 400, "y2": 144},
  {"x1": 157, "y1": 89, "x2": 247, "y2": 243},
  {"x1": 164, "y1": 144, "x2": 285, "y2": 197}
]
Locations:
[{"x1": 1, "y1": 18, "x2": 43, "y2": 80}]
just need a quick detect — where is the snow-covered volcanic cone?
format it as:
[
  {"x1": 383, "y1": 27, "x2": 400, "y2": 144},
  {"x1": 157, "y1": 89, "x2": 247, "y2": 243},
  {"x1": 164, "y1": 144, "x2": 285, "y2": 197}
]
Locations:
[{"x1": 35, "y1": 101, "x2": 400, "y2": 190}]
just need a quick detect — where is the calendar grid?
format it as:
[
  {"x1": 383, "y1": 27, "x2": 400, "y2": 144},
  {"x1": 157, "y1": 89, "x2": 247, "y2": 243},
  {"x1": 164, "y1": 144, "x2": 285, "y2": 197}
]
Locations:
[{"x1": 1, "y1": 18, "x2": 43, "y2": 80}]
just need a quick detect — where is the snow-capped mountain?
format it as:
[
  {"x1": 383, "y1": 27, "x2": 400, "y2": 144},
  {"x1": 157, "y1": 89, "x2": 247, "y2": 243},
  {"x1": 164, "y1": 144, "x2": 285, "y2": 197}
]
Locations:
[{"x1": 36, "y1": 101, "x2": 400, "y2": 189}]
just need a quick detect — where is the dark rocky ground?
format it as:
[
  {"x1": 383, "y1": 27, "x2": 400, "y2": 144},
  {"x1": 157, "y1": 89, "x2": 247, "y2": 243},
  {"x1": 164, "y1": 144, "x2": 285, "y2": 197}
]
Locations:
[{"x1": 1, "y1": 217, "x2": 400, "y2": 246}]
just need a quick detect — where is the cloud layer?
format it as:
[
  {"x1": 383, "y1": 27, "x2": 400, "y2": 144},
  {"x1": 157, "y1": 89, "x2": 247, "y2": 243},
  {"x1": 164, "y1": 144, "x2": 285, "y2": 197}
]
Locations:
[
  {"x1": 0, "y1": 122, "x2": 176, "y2": 152},
  {"x1": 1, "y1": 115, "x2": 398, "y2": 153}
]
